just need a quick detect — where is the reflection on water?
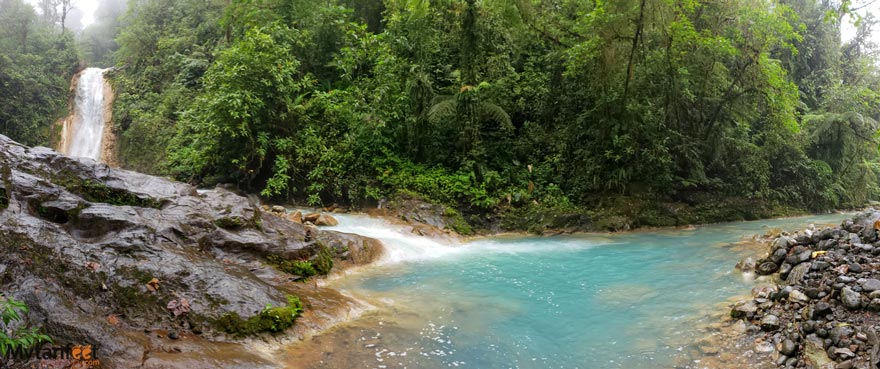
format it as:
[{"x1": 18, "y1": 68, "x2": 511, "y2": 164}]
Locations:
[{"x1": 281, "y1": 213, "x2": 850, "y2": 369}]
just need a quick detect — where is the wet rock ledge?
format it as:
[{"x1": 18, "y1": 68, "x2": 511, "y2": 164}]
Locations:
[
  {"x1": 732, "y1": 210, "x2": 880, "y2": 369},
  {"x1": 0, "y1": 135, "x2": 383, "y2": 368}
]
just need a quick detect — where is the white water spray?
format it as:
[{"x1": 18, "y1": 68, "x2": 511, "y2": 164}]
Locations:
[
  {"x1": 66, "y1": 68, "x2": 108, "y2": 160},
  {"x1": 322, "y1": 213, "x2": 611, "y2": 265},
  {"x1": 322, "y1": 214, "x2": 464, "y2": 264}
]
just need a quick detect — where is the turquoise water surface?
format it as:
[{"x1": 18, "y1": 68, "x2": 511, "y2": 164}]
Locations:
[{"x1": 289, "y1": 213, "x2": 850, "y2": 369}]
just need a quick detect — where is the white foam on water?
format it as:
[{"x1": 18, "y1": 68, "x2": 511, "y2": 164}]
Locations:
[
  {"x1": 322, "y1": 213, "x2": 466, "y2": 264},
  {"x1": 321, "y1": 213, "x2": 613, "y2": 265}
]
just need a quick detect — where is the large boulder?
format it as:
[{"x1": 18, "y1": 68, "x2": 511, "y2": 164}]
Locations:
[
  {"x1": 0, "y1": 135, "x2": 381, "y2": 367},
  {"x1": 315, "y1": 214, "x2": 339, "y2": 226}
]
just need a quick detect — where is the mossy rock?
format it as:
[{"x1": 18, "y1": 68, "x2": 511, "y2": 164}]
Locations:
[
  {"x1": 266, "y1": 243, "x2": 334, "y2": 278},
  {"x1": 53, "y1": 171, "x2": 162, "y2": 209},
  {"x1": 267, "y1": 255, "x2": 317, "y2": 277},
  {"x1": 214, "y1": 216, "x2": 247, "y2": 230},
  {"x1": 213, "y1": 295, "x2": 303, "y2": 337},
  {"x1": 266, "y1": 244, "x2": 333, "y2": 278}
]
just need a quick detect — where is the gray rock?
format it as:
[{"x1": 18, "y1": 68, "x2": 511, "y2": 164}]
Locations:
[
  {"x1": 833, "y1": 347, "x2": 856, "y2": 359},
  {"x1": 731, "y1": 300, "x2": 758, "y2": 319},
  {"x1": 0, "y1": 134, "x2": 382, "y2": 366},
  {"x1": 789, "y1": 289, "x2": 810, "y2": 303},
  {"x1": 862, "y1": 279, "x2": 880, "y2": 292},
  {"x1": 779, "y1": 262, "x2": 793, "y2": 280},
  {"x1": 841, "y1": 287, "x2": 863, "y2": 310},
  {"x1": 812, "y1": 302, "x2": 832, "y2": 319},
  {"x1": 850, "y1": 233, "x2": 862, "y2": 245},
  {"x1": 780, "y1": 338, "x2": 797, "y2": 356},
  {"x1": 849, "y1": 263, "x2": 863, "y2": 273},
  {"x1": 756, "y1": 261, "x2": 780, "y2": 275},
  {"x1": 813, "y1": 261, "x2": 831, "y2": 270},
  {"x1": 838, "y1": 275, "x2": 857, "y2": 283},
  {"x1": 869, "y1": 298, "x2": 880, "y2": 312},
  {"x1": 787, "y1": 262, "x2": 811, "y2": 284},
  {"x1": 772, "y1": 248, "x2": 788, "y2": 264},
  {"x1": 774, "y1": 235, "x2": 797, "y2": 250},
  {"x1": 830, "y1": 325, "x2": 854, "y2": 345},
  {"x1": 761, "y1": 314, "x2": 781, "y2": 331}
]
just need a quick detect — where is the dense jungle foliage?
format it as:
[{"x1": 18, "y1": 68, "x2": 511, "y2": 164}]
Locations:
[{"x1": 3, "y1": 0, "x2": 880, "y2": 231}]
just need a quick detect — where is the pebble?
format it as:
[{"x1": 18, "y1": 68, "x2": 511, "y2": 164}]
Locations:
[
  {"x1": 779, "y1": 339, "x2": 797, "y2": 356},
  {"x1": 789, "y1": 289, "x2": 810, "y2": 303},
  {"x1": 860, "y1": 278, "x2": 880, "y2": 292}
]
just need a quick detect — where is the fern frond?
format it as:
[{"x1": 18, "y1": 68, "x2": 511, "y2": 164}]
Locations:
[
  {"x1": 427, "y1": 97, "x2": 457, "y2": 124},
  {"x1": 478, "y1": 102, "x2": 513, "y2": 131}
]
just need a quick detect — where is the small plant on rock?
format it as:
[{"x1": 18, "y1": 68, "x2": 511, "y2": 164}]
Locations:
[{"x1": 0, "y1": 296, "x2": 52, "y2": 356}]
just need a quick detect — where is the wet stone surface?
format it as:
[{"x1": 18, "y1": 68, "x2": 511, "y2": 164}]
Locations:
[{"x1": 0, "y1": 134, "x2": 382, "y2": 368}]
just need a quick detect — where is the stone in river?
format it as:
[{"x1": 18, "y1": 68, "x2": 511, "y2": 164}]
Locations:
[
  {"x1": 731, "y1": 300, "x2": 758, "y2": 319},
  {"x1": 736, "y1": 257, "x2": 756, "y2": 271},
  {"x1": 756, "y1": 261, "x2": 779, "y2": 275},
  {"x1": 315, "y1": 213, "x2": 339, "y2": 226}
]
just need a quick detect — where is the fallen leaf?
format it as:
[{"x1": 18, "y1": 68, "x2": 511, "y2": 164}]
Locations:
[
  {"x1": 146, "y1": 278, "x2": 160, "y2": 292},
  {"x1": 107, "y1": 315, "x2": 119, "y2": 325}
]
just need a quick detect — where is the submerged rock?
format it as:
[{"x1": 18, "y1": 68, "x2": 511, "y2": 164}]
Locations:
[{"x1": 731, "y1": 300, "x2": 758, "y2": 319}]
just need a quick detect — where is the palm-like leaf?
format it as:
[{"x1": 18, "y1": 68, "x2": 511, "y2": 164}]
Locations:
[
  {"x1": 427, "y1": 96, "x2": 456, "y2": 125},
  {"x1": 478, "y1": 102, "x2": 513, "y2": 131}
]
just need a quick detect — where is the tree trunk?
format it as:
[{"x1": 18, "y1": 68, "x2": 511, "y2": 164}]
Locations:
[{"x1": 622, "y1": 0, "x2": 647, "y2": 107}]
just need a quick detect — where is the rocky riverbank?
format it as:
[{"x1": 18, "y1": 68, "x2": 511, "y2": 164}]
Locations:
[
  {"x1": 0, "y1": 134, "x2": 384, "y2": 368},
  {"x1": 729, "y1": 209, "x2": 880, "y2": 369}
]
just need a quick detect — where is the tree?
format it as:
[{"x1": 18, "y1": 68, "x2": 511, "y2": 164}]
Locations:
[{"x1": 169, "y1": 24, "x2": 311, "y2": 191}]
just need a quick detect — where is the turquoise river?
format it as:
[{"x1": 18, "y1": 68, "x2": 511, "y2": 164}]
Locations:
[{"x1": 281, "y1": 212, "x2": 852, "y2": 369}]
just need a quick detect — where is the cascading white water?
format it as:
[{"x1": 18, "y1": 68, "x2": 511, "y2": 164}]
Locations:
[{"x1": 66, "y1": 68, "x2": 108, "y2": 160}]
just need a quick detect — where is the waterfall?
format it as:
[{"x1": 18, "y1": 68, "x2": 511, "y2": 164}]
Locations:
[{"x1": 65, "y1": 68, "x2": 109, "y2": 160}]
